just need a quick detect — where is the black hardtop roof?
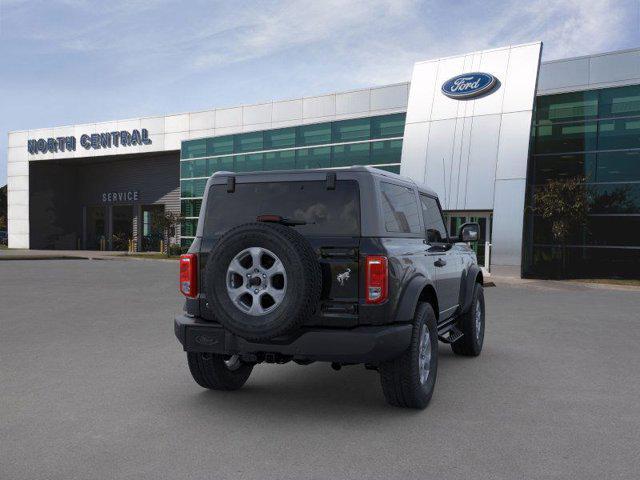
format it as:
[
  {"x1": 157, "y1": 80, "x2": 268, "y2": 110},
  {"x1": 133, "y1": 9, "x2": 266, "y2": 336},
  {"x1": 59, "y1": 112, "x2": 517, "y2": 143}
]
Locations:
[{"x1": 211, "y1": 166, "x2": 438, "y2": 197}]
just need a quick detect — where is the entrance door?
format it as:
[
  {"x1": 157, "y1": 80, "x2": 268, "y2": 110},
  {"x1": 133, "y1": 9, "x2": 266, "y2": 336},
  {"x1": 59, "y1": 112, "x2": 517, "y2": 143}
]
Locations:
[
  {"x1": 445, "y1": 211, "x2": 492, "y2": 269},
  {"x1": 140, "y1": 205, "x2": 165, "y2": 252},
  {"x1": 86, "y1": 206, "x2": 106, "y2": 250},
  {"x1": 112, "y1": 205, "x2": 134, "y2": 251}
]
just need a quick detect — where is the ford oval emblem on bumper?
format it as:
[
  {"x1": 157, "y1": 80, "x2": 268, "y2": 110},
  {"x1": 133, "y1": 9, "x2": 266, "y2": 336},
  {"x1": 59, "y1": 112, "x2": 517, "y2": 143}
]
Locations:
[
  {"x1": 441, "y1": 72, "x2": 497, "y2": 99},
  {"x1": 195, "y1": 335, "x2": 219, "y2": 346}
]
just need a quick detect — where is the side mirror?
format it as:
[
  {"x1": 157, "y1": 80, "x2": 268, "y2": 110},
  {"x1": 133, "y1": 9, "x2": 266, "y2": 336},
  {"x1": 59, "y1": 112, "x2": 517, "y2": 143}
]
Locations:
[{"x1": 458, "y1": 222, "x2": 480, "y2": 243}]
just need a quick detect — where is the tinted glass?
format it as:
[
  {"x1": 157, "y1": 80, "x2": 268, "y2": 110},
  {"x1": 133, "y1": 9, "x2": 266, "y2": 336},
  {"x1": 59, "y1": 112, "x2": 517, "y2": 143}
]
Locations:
[
  {"x1": 595, "y1": 150, "x2": 640, "y2": 182},
  {"x1": 332, "y1": 143, "x2": 370, "y2": 167},
  {"x1": 371, "y1": 113, "x2": 406, "y2": 139},
  {"x1": 536, "y1": 91, "x2": 598, "y2": 123},
  {"x1": 264, "y1": 150, "x2": 295, "y2": 170},
  {"x1": 296, "y1": 147, "x2": 331, "y2": 169},
  {"x1": 181, "y1": 199, "x2": 202, "y2": 218},
  {"x1": 234, "y1": 153, "x2": 264, "y2": 172},
  {"x1": 234, "y1": 132, "x2": 263, "y2": 153},
  {"x1": 379, "y1": 182, "x2": 421, "y2": 233},
  {"x1": 599, "y1": 84, "x2": 640, "y2": 118},
  {"x1": 534, "y1": 122, "x2": 598, "y2": 154},
  {"x1": 332, "y1": 118, "x2": 370, "y2": 142},
  {"x1": 181, "y1": 139, "x2": 206, "y2": 159},
  {"x1": 204, "y1": 180, "x2": 360, "y2": 237},
  {"x1": 531, "y1": 153, "x2": 597, "y2": 184},
  {"x1": 371, "y1": 139, "x2": 402, "y2": 165},
  {"x1": 297, "y1": 124, "x2": 331, "y2": 146},
  {"x1": 206, "y1": 136, "x2": 233, "y2": 156},
  {"x1": 264, "y1": 128, "x2": 296, "y2": 149},
  {"x1": 420, "y1": 195, "x2": 447, "y2": 243}
]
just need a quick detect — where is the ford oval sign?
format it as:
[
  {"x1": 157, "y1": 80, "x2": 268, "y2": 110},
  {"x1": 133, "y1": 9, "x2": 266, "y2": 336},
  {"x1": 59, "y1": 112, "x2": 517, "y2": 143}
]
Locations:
[{"x1": 441, "y1": 72, "x2": 497, "y2": 99}]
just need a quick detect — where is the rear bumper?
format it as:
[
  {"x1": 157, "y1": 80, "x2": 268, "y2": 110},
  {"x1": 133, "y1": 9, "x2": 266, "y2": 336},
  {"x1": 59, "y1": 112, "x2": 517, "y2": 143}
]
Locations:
[{"x1": 174, "y1": 314, "x2": 412, "y2": 364}]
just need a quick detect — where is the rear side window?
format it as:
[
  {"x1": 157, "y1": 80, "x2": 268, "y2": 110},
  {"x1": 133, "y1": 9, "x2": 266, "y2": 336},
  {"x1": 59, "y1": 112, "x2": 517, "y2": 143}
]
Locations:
[
  {"x1": 380, "y1": 182, "x2": 421, "y2": 233},
  {"x1": 420, "y1": 195, "x2": 447, "y2": 243},
  {"x1": 204, "y1": 180, "x2": 360, "y2": 237}
]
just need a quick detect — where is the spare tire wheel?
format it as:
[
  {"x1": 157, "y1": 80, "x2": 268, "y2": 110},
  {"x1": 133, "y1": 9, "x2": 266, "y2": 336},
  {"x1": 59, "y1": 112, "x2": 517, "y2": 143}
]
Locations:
[{"x1": 204, "y1": 222, "x2": 322, "y2": 341}]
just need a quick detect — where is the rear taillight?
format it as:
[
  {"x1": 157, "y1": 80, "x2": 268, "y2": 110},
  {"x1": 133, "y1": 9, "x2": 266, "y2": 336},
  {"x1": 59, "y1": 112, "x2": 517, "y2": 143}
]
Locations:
[
  {"x1": 179, "y1": 254, "x2": 198, "y2": 298},
  {"x1": 365, "y1": 255, "x2": 388, "y2": 304}
]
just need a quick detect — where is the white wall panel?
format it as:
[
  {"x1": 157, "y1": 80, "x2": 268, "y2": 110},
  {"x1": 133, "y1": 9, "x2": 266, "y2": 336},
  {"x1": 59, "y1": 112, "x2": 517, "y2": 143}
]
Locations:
[
  {"x1": 9, "y1": 131, "x2": 28, "y2": 147},
  {"x1": 430, "y1": 56, "x2": 467, "y2": 121},
  {"x1": 463, "y1": 114, "x2": 501, "y2": 210},
  {"x1": 502, "y1": 43, "x2": 541, "y2": 113},
  {"x1": 8, "y1": 218, "x2": 29, "y2": 235},
  {"x1": 495, "y1": 110, "x2": 534, "y2": 180},
  {"x1": 215, "y1": 107, "x2": 242, "y2": 128},
  {"x1": 8, "y1": 233, "x2": 29, "y2": 249},
  {"x1": 336, "y1": 90, "x2": 370, "y2": 115},
  {"x1": 242, "y1": 103, "x2": 272, "y2": 125},
  {"x1": 164, "y1": 114, "x2": 189, "y2": 133},
  {"x1": 164, "y1": 132, "x2": 183, "y2": 151},
  {"x1": 188, "y1": 129, "x2": 215, "y2": 140},
  {"x1": 472, "y1": 48, "x2": 509, "y2": 117},
  {"x1": 370, "y1": 84, "x2": 408, "y2": 111},
  {"x1": 8, "y1": 175, "x2": 29, "y2": 191},
  {"x1": 140, "y1": 116, "x2": 165, "y2": 134},
  {"x1": 272, "y1": 99, "x2": 303, "y2": 122},
  {"x1": 303, "y1": 95, "x2": 335, "y2": 118},
  {"x1": 7, "y1": 161, "x2": 28, "y2": 177},
  {"x1": 406, "y1": 63, "x2": 438, "y2": 124},
  {"x1": 424, "y1": 119, "x2": 457, "y2": 206},
  {"x1": 189, "y1": 111, "x2": 215, "y2": 131},
  {"x1": 492, "y1": 179, "x2": 526, "y2": 266},
  {"x1": 400, "y1": 122, "x2": 430, "y2": 182},
  {"x1": 8, "y1": 146, "x2": 27, "y2": 163}
]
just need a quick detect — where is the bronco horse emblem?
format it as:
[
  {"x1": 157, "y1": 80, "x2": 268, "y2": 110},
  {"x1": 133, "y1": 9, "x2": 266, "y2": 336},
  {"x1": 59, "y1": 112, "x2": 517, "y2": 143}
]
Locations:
[{"x1": 336, "y1": 268, "x2": 351, "y2": 286}]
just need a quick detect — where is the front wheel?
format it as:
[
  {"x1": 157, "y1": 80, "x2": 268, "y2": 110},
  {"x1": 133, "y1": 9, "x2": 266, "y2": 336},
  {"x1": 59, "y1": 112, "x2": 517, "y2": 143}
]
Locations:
[
  {"x1": 187, "y1": 352, "x2": 253, "y2": 390},
  {"x1": 379, "y1": 302, "x2": 438, "y2": 409}
]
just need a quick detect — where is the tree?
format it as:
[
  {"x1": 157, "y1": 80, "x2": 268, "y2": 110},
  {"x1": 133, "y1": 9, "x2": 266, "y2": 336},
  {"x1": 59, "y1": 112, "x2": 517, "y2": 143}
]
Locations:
[
  {"x1": 533, "y1": 176, "x2": 589, "y2": 277},
  {"x1": 151, "y1": 210, "x2": 183, "y2": 256}
]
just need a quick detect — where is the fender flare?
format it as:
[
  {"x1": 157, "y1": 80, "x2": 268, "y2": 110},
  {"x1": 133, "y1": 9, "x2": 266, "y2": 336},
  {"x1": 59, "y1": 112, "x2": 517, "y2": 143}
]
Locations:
[
  {"x1": 394, "y1": 275, "x2": 436, "y2": 323},
  {"x1": 460, "y1": 264, "x2": 483, "y2": 314}
]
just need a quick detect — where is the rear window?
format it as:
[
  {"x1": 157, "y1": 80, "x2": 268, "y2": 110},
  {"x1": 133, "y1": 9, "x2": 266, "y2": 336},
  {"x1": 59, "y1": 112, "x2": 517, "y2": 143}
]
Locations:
[{"x1": 204, "y1": 180, "x2": 360, "y2": 237}]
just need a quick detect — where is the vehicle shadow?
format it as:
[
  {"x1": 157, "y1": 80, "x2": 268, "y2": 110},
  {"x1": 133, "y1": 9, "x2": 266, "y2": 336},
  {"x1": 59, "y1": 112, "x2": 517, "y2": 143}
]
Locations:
[{"x1": 178, "y1": 348, "x2": 470, "y2": 422}]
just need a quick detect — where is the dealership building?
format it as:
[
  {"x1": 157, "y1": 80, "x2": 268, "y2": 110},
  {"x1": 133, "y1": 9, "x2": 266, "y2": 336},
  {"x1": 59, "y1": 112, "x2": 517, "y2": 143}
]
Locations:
[{"x1": 6, "y1": 42, "x2": 640, "y2": 277}]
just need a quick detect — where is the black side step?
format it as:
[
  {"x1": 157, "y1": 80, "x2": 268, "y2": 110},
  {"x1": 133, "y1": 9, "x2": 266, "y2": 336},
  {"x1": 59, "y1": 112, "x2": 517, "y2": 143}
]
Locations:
[{"x1": 437, "y1": 323, "x2": 463, "y2": 344}]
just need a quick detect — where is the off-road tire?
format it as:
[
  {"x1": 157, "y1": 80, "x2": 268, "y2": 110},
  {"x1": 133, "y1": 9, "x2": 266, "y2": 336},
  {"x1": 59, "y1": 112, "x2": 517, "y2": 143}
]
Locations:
[
  {"x1": 451, "y1": 283, "x2": 485, "y2": 356},
  {"x1": 379, "y1": 302, "x2": 438, "y2": 409},
  {"x1": 187, "y1": 352, "x2": 253, "y2": 390},
  {"x1": 204, "y1": 222, "x2": 322, "y2": 341}
]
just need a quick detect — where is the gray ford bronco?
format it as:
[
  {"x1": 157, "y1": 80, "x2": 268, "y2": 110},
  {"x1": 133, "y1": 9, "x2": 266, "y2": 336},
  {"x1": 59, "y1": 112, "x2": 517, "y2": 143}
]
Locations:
[{"x1": 174, "y1": 166, "x2": 485, "y2": 409}]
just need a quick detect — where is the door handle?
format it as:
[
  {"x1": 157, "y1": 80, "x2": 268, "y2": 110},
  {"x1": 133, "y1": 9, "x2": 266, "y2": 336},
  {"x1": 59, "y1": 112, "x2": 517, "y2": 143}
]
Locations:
[{"x1": 434, "y1": 258, "x2": 447, "y2": 267}]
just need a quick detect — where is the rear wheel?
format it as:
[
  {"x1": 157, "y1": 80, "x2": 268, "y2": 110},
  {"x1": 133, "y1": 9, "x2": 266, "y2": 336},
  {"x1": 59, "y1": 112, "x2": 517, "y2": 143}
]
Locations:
[
  {"x1": 379, "y1": 302, "x2": 438, "y2": 409},
  {"x1": 187, "y1": 352, "x2": 253, "y2": 390},
  {"x1": 451, "y1": 283, "x2": 485, "y2": 356}
]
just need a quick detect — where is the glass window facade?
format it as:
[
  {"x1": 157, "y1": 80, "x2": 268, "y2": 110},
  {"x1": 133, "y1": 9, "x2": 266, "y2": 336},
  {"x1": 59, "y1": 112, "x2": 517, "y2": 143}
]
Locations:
[
  {"x1": 179, "y1": 113, "x2": 406, "y2": 245},
  {"x1": 524, "y1": 84, "x2": 640, "y2": 279}
]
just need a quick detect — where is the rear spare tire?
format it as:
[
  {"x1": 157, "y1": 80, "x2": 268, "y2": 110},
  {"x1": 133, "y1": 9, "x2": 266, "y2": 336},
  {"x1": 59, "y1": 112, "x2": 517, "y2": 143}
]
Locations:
[{"x1": 204, "y1": 222, "x2": 322, "y2": 341}]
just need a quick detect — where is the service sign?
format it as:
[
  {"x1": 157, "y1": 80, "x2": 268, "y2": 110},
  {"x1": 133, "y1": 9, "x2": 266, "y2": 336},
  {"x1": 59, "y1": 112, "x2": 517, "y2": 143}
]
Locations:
[
  {"x1": 102, "y1": 191, "x2": 139, "y2": 203},
  {"x1": 441, "y1": 72, "x2": 497, "y2": 99},
  {"x1": 27, "y1": 129, "x2": 152, "y2": 155}
]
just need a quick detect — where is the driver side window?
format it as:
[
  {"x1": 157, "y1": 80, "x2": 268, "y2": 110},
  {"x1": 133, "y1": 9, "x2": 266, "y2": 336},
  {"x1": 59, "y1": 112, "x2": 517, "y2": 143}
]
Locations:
[{"x1": 420, "y1": 195, "x2": 447, "y2": 244}]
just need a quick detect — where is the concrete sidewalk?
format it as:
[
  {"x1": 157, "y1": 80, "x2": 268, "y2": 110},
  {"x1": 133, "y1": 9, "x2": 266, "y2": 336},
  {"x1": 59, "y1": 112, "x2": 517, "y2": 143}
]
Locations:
[{"x1": 0, "y1": 249, "x2": 170, "y2": 261}]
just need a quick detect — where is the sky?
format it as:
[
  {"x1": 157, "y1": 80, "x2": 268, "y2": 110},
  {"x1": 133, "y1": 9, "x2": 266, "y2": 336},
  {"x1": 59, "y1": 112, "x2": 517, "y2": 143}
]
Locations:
[{"x1": 1, "y1": 0, "x2": 639, "y2": 186}]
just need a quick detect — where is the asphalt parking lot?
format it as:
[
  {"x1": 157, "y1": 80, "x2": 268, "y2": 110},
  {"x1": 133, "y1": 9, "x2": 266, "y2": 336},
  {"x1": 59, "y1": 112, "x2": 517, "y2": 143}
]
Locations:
[{"x1": 1, "y1": 260, "x2": 639, "y2": 480}]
